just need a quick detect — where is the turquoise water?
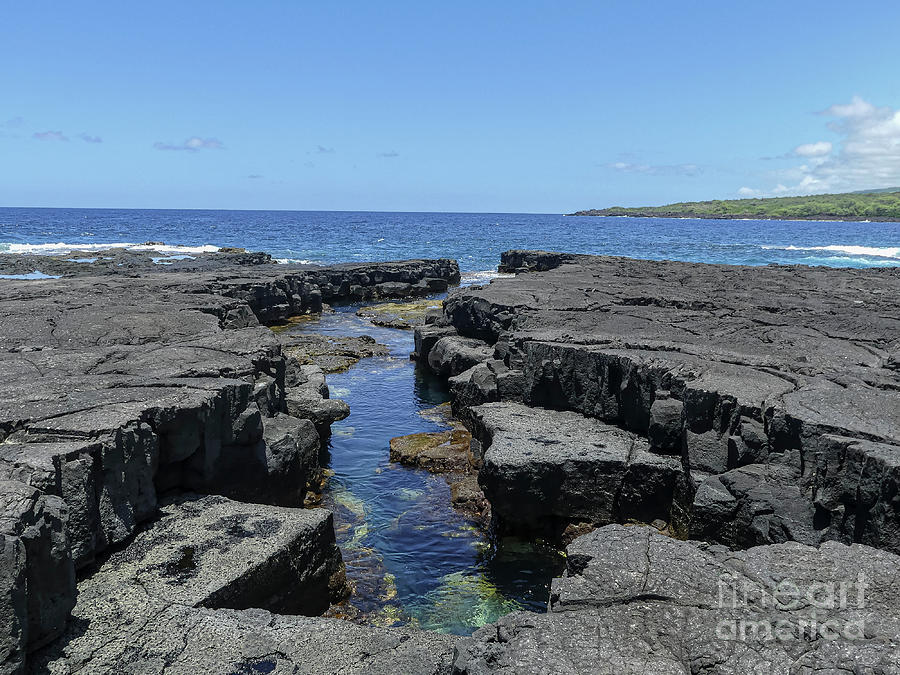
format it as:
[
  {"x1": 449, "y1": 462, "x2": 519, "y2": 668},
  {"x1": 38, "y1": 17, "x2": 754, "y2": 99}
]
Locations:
[
  {"x1": 292, "y1": 305, "x2": 563, "y2": 634},
  {"x1": 1, "y1": 208, "x2": 899, "y2": 272}
]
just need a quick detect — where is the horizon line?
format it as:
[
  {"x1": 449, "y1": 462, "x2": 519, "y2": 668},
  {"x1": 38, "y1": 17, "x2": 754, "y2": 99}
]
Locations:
[{"x1": 0, "y1": 205, "x2": 566, "y2": 216}]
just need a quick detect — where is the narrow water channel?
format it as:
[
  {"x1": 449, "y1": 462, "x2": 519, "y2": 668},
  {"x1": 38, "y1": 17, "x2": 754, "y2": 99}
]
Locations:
[{"x1": 284, "y1": 302, "x2": 564, "y2": 635}]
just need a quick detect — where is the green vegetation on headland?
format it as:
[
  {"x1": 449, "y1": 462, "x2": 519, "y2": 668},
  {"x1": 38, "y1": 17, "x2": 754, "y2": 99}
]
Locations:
[{"x1": 569, "y1": 188, "x2": 900, "y2": 221}]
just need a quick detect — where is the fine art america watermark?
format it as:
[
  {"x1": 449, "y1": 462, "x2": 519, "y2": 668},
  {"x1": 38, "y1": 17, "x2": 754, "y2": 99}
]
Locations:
[{"x1": 716, "y1": 571, "x2": 868, "y2": 642}]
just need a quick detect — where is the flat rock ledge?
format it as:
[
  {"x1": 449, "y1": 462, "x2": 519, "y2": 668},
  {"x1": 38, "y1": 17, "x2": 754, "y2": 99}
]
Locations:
[
  {"x1": 0, "y1": 253, "x2": 460, "y2": 673},
  {"x1": 415, "y1": 251, "x2": 900, "y2": 556},
  {"x1": 412, "y1": 250, "x2": 900, "y2": 670},
  {"x1": 453, "y1": 524, "x2": 900, "y2": 673}
]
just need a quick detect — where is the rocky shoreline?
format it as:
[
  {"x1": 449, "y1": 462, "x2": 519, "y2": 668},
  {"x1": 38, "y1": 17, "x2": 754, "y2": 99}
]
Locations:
[
  {"x1": 2, "y1": 247, "x2": 899, "y2": 672},
  {"x1": 415, "y1": 250, "x2": 900, "y2": 670},
  {"x1": 0, "y1": 251, "x2": 460, "y2": 673},
  {"x1": 567, "y1": 210, "x2": 900, "y2": 222}
]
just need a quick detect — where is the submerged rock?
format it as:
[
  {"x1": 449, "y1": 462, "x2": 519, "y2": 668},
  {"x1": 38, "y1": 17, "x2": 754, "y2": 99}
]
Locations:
[
  {"x1": 281, "y1": 334, "x2": 390, "y2": 373},
  {"x1": 357, "y1": 298, "x2": 443, "y2": 329},
  {"x1": 389, "y1": 429, "x2": 472, "y2": 473}
]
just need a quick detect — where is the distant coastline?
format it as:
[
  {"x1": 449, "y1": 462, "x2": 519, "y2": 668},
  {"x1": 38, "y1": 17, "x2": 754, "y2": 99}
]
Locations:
[
  {"x1": 568, "y1": 188, "x2": 900, "y2": 222},
  {"x1": 566, "y1": 212, "x2": 900, "y2": 223}
]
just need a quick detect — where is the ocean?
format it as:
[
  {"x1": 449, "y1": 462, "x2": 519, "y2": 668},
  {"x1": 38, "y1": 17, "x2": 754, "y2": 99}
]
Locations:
[{"x1": 1, "y1": 207, "x2": 899, "y2": 272}]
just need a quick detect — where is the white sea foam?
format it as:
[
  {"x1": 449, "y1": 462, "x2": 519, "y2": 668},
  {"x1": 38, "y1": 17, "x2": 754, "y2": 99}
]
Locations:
[
  {"x1": 0, "y1": 242, "x2": 220, "y2": 255},
  {"x1": 761, "y1": 244, "x2": 900, "y2": 259},
  {"x1": 460, "y1": 270, "x2": 516, "y2": 286},
  {"x1": 274, "y1": 258, "x2": 317, "y2": 265}
]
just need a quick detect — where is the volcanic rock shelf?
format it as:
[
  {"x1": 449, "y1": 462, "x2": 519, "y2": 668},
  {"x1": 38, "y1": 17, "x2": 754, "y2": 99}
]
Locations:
[
  {"x1": 0, "y1": 253, "x2": 460, "y2": 674},
  {"x1": 416, "y1": 251, "x2": 900, "y2": 554}
]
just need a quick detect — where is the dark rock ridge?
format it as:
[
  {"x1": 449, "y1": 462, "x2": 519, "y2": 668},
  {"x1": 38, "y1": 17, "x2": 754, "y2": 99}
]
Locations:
[
  {"x1": 414, "y1": 251, "x2": 900, "y2": 554},
  {"x1": 453, "y1": 524, "x2": 900, "y2": 673},
  {"x1": 0, "y1": 252, "x2": 460, "y2": 673}
]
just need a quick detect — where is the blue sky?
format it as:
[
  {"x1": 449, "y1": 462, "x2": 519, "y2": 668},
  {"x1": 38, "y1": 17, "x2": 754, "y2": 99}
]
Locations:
[{"x1": 3, "y1": 1, "x2": 900, "y2": 212}]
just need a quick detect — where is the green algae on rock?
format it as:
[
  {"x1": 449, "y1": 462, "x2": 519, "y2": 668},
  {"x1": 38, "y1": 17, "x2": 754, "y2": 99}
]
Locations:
[
  {"x1": 389, "y1": 429, "x2": 472, "y2": 473},
  {"x1": 281, "y1": 334, "x2": 390, "y2": 373},
  {"x1": 410, "y1": 571, "x2": 524, "y2": 634},
  {"x1": 357, "y1": 298, "x2": 442, "y2": 330}
]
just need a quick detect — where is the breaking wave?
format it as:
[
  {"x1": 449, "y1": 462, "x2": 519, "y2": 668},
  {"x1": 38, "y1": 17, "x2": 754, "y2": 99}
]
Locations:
[
  {"x1": 0, "y1": 241, "x2": 220, "y2": 255},
  {"x1": 460, "y1": 270, "x2": 515, "y2": 286},
  {"x1": 761, "y1": 244, "x2": 900, "y2": 260}
]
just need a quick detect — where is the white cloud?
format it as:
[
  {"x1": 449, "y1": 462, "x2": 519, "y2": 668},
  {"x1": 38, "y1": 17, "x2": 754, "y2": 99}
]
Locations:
[
  {"x1": 823, "y1": 96, "x2": 877, "y2": 119},
  {"x1": 738, "y1": 187, "x2": 763, "y2": 197},
  {"x1": 154, "y1": 136, "x2": 224, "y2": 152},
  {"x1": 745, "y1": 96, "x2": 900, "y2": 196},
  {"x1": 793, "y1": 141, "x2": 832, "y2": 157}
]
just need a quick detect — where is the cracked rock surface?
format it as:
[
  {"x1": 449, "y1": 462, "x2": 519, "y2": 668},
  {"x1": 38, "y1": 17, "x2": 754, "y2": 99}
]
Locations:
[
  {"x1": 0, "y1": 253, "x2": 460, "y2": 673},
  {"x1": 417, "y1": 251, "x2": 900, "y2": 553},
  {"x1": 453, "y1": 524, "x2": 900, "y2": 674}
]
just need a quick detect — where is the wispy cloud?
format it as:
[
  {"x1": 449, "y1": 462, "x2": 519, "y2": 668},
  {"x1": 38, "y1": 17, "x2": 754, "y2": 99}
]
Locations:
[
  {"x1": 314, "y1": 145, "x2": 334, "y2": 154},
  {"x1": 154, "y1": 136, "x2": 224, "y2": 152},
  {"x1": 0, "y1": 117, "x2": 25, "y2": 138},
  {"x1": 33, "y1": 130, "x2": 69, "y2": 142},
  {"x1": 376, "y1": 151, "x2": 399, "y2": 158},
  {"x1": 32, "y1": 129, "x2": 102, "y2": 143},
  {"x1": 247, "y1": 174, "x2": 263, "y2": 179},
  {"x1": 606, "y1": 161, "x2": 701, "y2": 177},
  {"x1": 744, "y1": 96, "x2": 900, "y2": 196}
]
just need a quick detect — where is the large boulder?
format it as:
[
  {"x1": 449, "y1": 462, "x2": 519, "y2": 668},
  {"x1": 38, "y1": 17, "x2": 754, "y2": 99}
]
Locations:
[
  {"x1": 466, "y1": 403, "x2": 681, "y2": 536},
  {"x1": 427, "y1": 336, "x2": 494, "y2": 377}
]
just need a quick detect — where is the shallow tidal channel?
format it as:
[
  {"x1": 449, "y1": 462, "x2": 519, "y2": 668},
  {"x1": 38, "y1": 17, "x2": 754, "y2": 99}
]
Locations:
[{"x1": 281, "y1": 302, "x2": 563, "y2": 635}]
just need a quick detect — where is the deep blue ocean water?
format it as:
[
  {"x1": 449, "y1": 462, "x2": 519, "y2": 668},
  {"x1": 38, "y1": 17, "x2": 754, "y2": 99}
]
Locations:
[
  {"x1": 2, "y1": 208, "x2": 898, "y2": 634},
  {"x1": 1, "y1": 207, "x2": 899, "y2": 271}
]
